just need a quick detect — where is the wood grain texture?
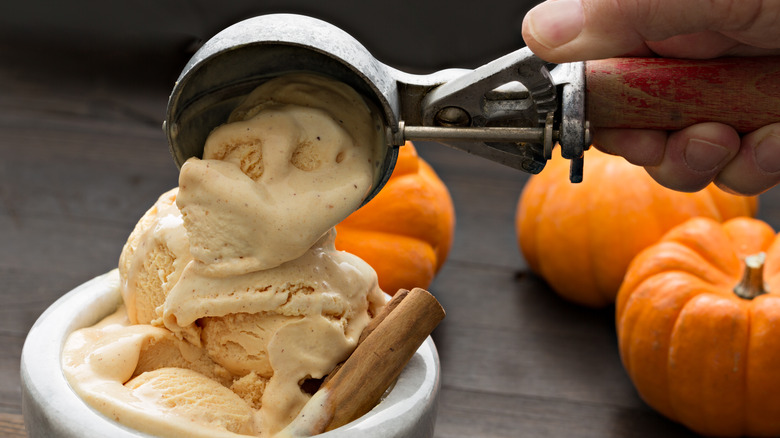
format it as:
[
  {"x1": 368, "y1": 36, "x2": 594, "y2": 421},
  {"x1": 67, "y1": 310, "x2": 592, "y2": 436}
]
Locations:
[
  {"x1": 4, "y1": 41, "x2": 780, "y2": 438},
  {"x1": 0, "y1": 412, "x2": 26, "y2": 438},
  {"x1": 586, "y1": 57, "x2": 780, "y2": 132}
]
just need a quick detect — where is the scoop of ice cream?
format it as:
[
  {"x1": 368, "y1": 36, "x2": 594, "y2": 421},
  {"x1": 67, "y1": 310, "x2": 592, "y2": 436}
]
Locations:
[
  {"x1": 162, "y1": 229, "x2": 383, "y2": 341},
  {"x1": 119, "y1": 188, "x2": 192, "y2": 325},
  {"x1": 177, "y1": 73, "x2": 386, "y2": 275},
  {"x1": 62, "y1": 306, "x2": 231, "y2": 386},
  {"x1": 200, "y1": 312, "x2": 289, "y2": 377},
  {"x1": 62, "y1": 307, "x2": 247, "y2": 438},
  {"x1": 200, "y1": 308, "x2": 358, "y2": 436},
  {"x1": 230, "y1": 371, "x2": 268, "y2": 410},
  {"x1": 164, "y1": 229, "x2": 385, "y2": 435},
  {"x1": 125, "y1": 367, "x2": 258, "y2": 435},
  {"x1": 132, "y1": 324, "x2": 233, "y2": 387}
]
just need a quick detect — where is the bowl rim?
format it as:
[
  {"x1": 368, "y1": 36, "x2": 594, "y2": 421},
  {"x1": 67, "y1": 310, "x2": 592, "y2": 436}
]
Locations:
[{"x1": 21, "y1": 270, "x2": 440, "y2": 438}]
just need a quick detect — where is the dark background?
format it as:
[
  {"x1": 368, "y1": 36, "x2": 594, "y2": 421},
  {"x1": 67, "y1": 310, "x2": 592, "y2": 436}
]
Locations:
[{"x1": 0, "y1": 0, "x2": 540, "y2": 76}]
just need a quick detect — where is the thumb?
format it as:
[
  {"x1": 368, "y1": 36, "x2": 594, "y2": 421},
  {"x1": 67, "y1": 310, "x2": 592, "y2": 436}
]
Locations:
[{"x1": 521, "y1": 0, "x2": 775, "y2": 63}]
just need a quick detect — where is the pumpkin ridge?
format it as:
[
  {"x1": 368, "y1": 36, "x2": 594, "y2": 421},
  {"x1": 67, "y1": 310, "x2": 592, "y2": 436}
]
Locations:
[
  {"x1": 623, "y1": 242, "x2": 735, "y2": 296},
  {"x1": 620, "y1": 272, "x2": 722, "y2": 422},
  {"x1": 336, "y1": 226, "x2": 436, "y2": 252},
  {"x1": 673, "y1": 242, "x2": 731, "y2": 279},
  {"x1": 741, "y1": 303, "x2": 752, "y2": 435},
  {"x1": 661, "y1": 219, "x2": 743, "y2": 283},
  {"x1": 619, "y1": 271, "x2": 706, "y2": 421},
  {"x1": 665, "y1": 292, "x2": 751, "y2": 435},
  {"x1": 743, "y1": 294, "x2": 780, "y2": 435},
  {"x1": 722, "y1": 218, "x2": 776, "y2": 261}
]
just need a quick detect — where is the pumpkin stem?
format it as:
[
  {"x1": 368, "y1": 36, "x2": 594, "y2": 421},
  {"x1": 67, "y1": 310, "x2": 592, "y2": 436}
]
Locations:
[{"x1": 734, "y1": 252, "x2": 769, "y2": 300}]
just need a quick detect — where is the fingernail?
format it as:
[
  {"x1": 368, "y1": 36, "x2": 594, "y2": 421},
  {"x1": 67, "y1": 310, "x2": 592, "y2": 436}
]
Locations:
[
  {"x1": 684, "y1": 139, "x2": 730, "y2": 172},
  {"x1": 755, "y1": 134, "x2": 780, "y2": 173},
  {"x1": 525, "y1": 0, "x2": 585, "y2": 49}
]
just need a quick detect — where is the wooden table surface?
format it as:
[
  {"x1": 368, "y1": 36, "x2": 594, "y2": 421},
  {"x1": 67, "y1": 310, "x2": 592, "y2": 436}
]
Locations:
[{"x1": 3, "y1": 42, "x2": 779, "y2": 438}]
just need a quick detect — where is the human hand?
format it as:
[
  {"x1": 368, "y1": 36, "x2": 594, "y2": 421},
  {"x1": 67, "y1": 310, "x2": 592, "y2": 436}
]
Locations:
[{"x1": 522, "y1": 0, "x2": 780, "y2": 195}]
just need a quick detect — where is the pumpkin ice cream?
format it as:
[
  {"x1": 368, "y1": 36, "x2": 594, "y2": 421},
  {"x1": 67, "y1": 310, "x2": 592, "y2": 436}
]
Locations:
[{"x1": 61, "y1": 73, "x2": 387, "y2": 438}]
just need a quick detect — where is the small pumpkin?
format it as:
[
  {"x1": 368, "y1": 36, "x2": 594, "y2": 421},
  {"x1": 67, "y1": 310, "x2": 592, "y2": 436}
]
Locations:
[
  {"x1": 515, "y1": 147, "x2": 758, "y2": 307},
  {"x1": 617, "y1": 216, "x2": 780, "y2": 437},
  {"x1": 335, "y1": 141, "x2": 455, "y2": 295}
]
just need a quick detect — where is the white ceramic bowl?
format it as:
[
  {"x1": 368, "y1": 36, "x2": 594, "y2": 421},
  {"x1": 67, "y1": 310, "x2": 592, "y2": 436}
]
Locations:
[{"x1": 21, "y1": 270, "x2": 441, "y2": 438}]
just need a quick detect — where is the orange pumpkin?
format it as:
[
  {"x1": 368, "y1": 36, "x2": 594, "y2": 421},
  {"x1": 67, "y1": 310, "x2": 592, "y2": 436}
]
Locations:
[
  {"x1": 515, "y1": 147, "x2": 757, "y2": 307},
  {"x1": 335, "y1": 142, "x2": 455, "y2": 295},
  {"x1": 616, "y1": 217, "x2": 780, "y2": 437}
]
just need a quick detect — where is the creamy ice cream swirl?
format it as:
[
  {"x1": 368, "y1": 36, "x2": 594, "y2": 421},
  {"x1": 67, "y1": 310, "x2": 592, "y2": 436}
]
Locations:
[{"x1": 178, "y1": 73, "x2": 386, "y2": 275}]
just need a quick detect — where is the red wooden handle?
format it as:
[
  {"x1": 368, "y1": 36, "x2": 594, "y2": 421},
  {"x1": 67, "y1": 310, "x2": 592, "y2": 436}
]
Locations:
[{"x1": 585, "y1": 57, "x2": 780, "y2": 133}]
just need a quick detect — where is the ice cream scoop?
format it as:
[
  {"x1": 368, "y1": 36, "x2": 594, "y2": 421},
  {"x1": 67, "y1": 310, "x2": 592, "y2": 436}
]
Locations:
[{"x1": 164, "y1": 13, "x2": 780, "y2": 198}]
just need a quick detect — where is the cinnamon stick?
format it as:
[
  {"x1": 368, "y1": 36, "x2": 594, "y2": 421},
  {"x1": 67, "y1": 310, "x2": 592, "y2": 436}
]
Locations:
[
  {"x1": 321, "y1": 289, "x2": 410, "y2": 387},
  {"x1": 279, "y1": 287, "x2": 444, "y2": 436},
  {"x1": 359, "y1": 288, "x2": 410, "y2": 344}
]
